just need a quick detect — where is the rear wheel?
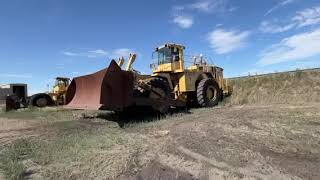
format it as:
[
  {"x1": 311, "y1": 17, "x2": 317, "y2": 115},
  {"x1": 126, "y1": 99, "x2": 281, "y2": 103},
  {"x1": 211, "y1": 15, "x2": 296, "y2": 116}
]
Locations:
[
  {"x1": 5, "y1": 95, "x2": 21, "y2": 111},
  {"x1": 197, "y1": 78, "x2": 221, "y2": 107}
]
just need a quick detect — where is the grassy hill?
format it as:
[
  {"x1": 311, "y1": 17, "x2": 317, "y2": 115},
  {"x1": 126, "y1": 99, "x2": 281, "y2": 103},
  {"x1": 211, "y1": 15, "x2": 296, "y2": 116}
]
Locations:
[{"x1": 227, "y1": 68, "x2": 320, "y2": 105}]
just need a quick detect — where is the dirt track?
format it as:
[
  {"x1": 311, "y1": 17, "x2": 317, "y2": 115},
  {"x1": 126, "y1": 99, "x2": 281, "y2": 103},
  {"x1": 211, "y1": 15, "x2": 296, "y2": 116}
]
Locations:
[
  {"x1": 123, "y1": 104, "x2": 320, "y2": 180},
  {"x1": 0, "y1": 104, "x2": 320, "y2": 180}
]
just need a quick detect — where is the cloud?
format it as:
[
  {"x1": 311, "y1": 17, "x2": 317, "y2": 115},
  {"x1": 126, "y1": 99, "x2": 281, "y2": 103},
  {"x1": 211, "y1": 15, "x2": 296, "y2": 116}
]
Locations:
[
  {"x1": 265, "y1": 0, "x2": 295, "y2": 16},
  {"x1": 0, "y1": 73, "x2": 32, "y2": 78},
  {"x1": 189, "y1": 0, "x2": 227, "y2": 13},
  {"x1": 207, "y1": 29, "x2": 250, "y2": 54},
  {"x1": 171, "y1": 0, "x2": 231, "y2": 29},
  {"x1": 259, "y1": 20, "x2": 296, "y2": 33},
  {"x1": 88, "y1": 49, "x2": 108, "y2": 55},
  {"x1": 173, "y1": 15, "x2": 194, "y2": 29},
  {"x1": 62, "y1": 48, "x2": 136, "y2": 60},
  {"x1": 259, "y1": 29, "x2": 320, "y2": 65},
  {"x1": 56, "y1": 63, "x2": 65, "y2": 69},
  {"x1": 62, "y1": 51, "x2": 78, "y2": 56},
  {"x1": 228, "y1": 7, "x2": 238, "y2": 12},
  {"x1": 260, "y1": 6, "x2": 320, "y2": 33},
  {"x1": 62, "y1": 49, "x2": 108, "y2": 58},
  {"x1": 293, "y1": 6, "x2": 320, "y2": 27},
  {"x1": 173, "y1": 5, "x2": 185, "y2": 11}
]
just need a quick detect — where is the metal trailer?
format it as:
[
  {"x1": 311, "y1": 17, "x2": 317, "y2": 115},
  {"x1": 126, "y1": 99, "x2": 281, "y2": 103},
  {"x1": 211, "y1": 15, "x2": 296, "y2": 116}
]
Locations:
[{"x1": 0, "y1": 84, "x2": 28, "y2": 111}]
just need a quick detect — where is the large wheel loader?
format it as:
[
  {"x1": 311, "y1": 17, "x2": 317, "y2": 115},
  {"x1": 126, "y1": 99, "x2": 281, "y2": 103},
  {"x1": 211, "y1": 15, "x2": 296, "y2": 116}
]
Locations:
[{"x1": 65, "y1": 43, "x2": 232, "y2": 113}]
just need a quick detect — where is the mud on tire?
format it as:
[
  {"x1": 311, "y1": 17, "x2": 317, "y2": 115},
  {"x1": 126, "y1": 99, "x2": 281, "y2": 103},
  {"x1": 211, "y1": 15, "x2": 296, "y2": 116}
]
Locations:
[
  {"x1": 148, "y1": 78, "x2": 170, "y2": 96},
  {"x1": 197, "y1": 78, "x2": 222, "y2": 107}
]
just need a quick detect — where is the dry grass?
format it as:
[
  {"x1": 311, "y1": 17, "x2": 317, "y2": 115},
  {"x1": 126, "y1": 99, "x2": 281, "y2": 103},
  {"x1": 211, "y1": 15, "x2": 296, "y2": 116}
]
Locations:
[
  {"x1": 0, "y1": 122, "x2": 136, "y2": 180},
  {"x1": 228, "y1": 69, "x2": 320, "y2": 105},
  {"x1": 0, "y1": 139, "x2": 32, "y2": 180},
  {"x1": 0, "y1": 105, "x2": 5, "y2": 113}
]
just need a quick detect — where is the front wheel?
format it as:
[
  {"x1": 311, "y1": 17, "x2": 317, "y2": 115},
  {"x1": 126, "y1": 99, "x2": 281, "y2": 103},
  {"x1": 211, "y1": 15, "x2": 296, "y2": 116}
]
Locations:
[
  {"x1": 197, "y1": 78, "x2": 222, "y2": 107},
  {"x1": 35, "y1": 97, "x2": 48, "y2": 107},
  {"x1": 30, "y1": 93, "x2": 54, "y2": 108},
  {"x1": 147, "y1": 77, "x2": 170, "y2": 113}
]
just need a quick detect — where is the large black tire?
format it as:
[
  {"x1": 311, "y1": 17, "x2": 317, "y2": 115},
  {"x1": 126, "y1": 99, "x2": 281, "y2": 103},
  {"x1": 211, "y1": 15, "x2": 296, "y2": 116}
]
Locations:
[
  {"x1": 30, "y1": 93, "x2": 54, "y2": 108},
  {"x1": 148, "y1": 78, "x2": 170, "y2": 95},
  {"x1": 197, "y1": 78, "x2": 222, "y2": 107},
  {"x1": 147, "y1": 77, "x2": 171, "y2": 113},
  {"x1": 5, "y1": 95, "x2": 21, "y2": 111}
]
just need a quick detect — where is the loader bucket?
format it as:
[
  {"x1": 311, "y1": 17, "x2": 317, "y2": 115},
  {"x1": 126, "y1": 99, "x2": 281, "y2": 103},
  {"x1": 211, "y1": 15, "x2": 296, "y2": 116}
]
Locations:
[{"x1": 65, "y1": 60, "x2": 134, "y2": 110}]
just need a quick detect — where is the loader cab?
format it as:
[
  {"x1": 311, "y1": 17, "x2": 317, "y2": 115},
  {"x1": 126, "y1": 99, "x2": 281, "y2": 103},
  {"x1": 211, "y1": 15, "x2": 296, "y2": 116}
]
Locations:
[
  {"x1": 152, "y1": 43, "x2": 185, "y2": 73},
  {"x1": 53, "y1": 77, "x2": 70, "y2": 93}
]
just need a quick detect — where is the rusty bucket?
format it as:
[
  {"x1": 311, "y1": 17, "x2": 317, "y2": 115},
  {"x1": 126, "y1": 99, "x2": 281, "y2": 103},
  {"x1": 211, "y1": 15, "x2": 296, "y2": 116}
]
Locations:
[{"x1": 65, "y1": 60, "x2": 134, "y2": 111}]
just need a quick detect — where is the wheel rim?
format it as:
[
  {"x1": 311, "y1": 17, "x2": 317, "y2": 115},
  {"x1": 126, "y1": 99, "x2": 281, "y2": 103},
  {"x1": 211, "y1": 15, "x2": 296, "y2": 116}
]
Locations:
[
  {"x1": 206, "y1": 85, "x2": 217, "y2": 101},
  {"x1": 36, "y1": 98, "x2": 47, "y2": 107}
]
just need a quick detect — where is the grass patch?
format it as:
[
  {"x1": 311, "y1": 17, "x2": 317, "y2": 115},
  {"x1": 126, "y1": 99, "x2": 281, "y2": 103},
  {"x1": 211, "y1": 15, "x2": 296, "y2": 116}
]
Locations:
[
  {"x1": 0, "y1": 108, "x2": 74, "y2": 122},
  {"x1": 295, "y1": 69, "x2": 303, "y2": 79},
  {"x1": 0, "y1": 139, "x2": 34, "y2": 180},
  {"x1": 0, "y1": 126, "x2": 127, "y2": 179},
  {"x1": 228, "y1": 69, "x2": 320, "y2": 105},
  {"x1": 0, "y1": 106, "x2": 5, "y2": 112}
]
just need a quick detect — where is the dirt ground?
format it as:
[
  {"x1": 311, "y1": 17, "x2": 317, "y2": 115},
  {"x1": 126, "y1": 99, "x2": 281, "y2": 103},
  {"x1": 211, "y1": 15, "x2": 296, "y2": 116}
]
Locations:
[{"x1": 0, "y1": 103, "x2": 320, "y2": 180}]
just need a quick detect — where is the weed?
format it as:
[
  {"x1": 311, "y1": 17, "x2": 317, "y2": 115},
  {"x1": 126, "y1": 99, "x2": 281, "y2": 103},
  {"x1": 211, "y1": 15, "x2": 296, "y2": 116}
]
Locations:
[
  {"x1": 0, "y1": 139, "x2": 34, "y2": 180},
  {"x1": 228, "y1": 69, "x2": 320, "y2": 105},
  {"x1": 0, "y1": 125, "x2": 128, "y2": 179},
  {"x1": 295, "y1": 69, "x2": 303, "y2": 79}
]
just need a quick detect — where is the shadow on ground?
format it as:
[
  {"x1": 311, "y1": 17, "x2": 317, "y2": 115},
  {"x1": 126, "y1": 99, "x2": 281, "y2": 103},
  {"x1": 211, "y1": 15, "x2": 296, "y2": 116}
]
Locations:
[{"x1": 97, "y1": 106, "x2": 191, "y2": 128}]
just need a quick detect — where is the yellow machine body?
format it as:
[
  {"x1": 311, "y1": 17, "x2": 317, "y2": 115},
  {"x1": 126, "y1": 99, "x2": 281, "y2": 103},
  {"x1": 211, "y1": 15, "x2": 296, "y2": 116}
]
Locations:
[
  {"x1": 151, "y1": 43, "x2": 232, "y2": 103},
  {"x1": 49, "y1": 77, "x2": 70, "y2": 105}
]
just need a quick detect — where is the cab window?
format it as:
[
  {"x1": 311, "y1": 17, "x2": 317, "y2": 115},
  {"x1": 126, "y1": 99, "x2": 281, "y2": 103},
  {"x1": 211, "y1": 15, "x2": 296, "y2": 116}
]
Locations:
[
  {"x1": 157, "y1": 47, "x2": 172, "y2": 65},
  {"x1": 55, "y1": 80, "x2": 66, "y2": 87}
]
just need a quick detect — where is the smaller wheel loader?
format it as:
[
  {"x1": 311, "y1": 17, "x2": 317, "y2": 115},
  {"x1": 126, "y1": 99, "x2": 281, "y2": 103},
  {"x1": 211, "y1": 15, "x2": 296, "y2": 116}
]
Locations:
[
  {"x1": 4, "y1": 77, "x2": 71, "y2": 111},
  {"x1": 29, "y1": 77, "x2": 70, "y2": 107},
  {"x1": 65, "y1": 43, "x2": 232, "y2": 113}
]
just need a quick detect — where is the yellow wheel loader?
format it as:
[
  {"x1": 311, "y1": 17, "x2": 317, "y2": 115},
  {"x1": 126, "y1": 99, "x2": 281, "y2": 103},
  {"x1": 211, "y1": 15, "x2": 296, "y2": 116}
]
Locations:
[
  {"x1": 65, "y1": 43, "x2": 232, "y2": 113},
  {"x1": 29, "y1": 77, "x2": 70, "y2": 107},
  {"x1": 5, "y1": 77, "x2": 71, "y2": 110}
]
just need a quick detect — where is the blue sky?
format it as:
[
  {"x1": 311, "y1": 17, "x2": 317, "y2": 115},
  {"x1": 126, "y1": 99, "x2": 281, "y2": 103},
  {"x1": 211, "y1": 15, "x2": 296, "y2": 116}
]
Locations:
[{"x1": 1, "y1": 0, "x2": 320, "y2": 95}]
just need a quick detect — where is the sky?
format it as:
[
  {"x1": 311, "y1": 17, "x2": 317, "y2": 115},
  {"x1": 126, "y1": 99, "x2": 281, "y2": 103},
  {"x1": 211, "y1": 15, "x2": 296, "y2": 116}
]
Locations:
[{"x1": 1, "y1": 0, "x2": 320, "y2": 95}]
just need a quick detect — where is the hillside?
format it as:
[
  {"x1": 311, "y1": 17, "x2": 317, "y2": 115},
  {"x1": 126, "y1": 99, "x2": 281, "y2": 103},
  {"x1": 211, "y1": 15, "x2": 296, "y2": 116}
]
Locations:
[{"x1": 228, "y1": 68, "x2": 320, "y2": 105}]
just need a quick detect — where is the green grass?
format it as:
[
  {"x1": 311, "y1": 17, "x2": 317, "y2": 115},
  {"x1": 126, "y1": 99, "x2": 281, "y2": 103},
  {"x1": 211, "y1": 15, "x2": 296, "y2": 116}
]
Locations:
[{"x1": 0, "y1": 107, "x2": 74, "y2": 122}]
